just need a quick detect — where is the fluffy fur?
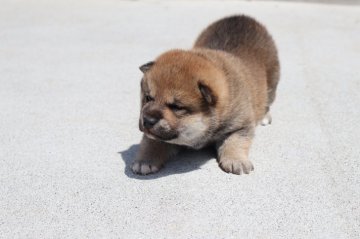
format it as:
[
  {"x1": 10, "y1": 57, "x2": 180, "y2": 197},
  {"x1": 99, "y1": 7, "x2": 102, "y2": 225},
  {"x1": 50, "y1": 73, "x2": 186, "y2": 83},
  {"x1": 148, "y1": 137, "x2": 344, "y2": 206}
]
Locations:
[{"x1": 133, "y1": 15, "x2": 280, "y2": 175}]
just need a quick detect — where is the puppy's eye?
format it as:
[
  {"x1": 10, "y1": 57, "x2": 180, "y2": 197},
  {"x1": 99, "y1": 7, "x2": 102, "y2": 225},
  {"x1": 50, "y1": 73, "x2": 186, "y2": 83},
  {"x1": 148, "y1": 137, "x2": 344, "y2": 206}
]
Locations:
[
  {"x1": 167, "y1": 103, "x2": 186, "y2": 112},
  {"x1": 145, "y1": 95, "x2": 154, "y2": 102}
]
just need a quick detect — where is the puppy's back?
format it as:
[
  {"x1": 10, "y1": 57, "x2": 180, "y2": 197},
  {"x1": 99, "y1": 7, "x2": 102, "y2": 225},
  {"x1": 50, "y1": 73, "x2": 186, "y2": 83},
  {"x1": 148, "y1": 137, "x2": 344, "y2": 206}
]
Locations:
[
  {"x1": 194, "y1": 15, "x2": 273, "y2": 62},
  {"x1": 194, "y1": 15, "x2": 280, "y2": 107}
]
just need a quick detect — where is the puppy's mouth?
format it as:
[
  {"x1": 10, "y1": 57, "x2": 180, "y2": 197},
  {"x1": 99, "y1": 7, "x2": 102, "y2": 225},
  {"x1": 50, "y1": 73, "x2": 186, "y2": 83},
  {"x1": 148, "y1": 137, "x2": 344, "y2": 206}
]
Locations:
[{"x1": 143, "y1": 129, "x2": 178, "y2": 141}]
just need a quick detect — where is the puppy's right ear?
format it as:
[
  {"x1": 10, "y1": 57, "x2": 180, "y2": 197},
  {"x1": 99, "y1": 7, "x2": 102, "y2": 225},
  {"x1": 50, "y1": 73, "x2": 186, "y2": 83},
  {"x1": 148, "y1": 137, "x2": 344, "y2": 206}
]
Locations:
[
  {"x1": 198, "y1": 81, "x2": 217, "y2": 106},
  {"x1": 139, "y1": 61, "x2": 155, "y2": 73}
]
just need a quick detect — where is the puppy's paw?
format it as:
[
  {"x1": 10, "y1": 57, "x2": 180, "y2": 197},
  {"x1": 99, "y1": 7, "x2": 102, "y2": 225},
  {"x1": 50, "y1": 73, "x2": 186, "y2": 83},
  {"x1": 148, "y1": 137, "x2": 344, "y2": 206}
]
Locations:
[
  {"x1": 219, "y1": 158, "x2": 254, "y2": 175},
  {"x1": 131, "y1": 161, "x2": 162, "y2": 175},
  {"x1": 260, "y1": 112, "x2": 272, "y2": 126}
]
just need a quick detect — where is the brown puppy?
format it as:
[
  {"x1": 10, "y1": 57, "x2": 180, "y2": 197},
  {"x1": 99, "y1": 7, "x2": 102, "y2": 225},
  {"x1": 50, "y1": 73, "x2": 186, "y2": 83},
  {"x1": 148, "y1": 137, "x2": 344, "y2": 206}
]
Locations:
[{"x1": 132, "y1": 15, "x2": 280, "y2": 175}]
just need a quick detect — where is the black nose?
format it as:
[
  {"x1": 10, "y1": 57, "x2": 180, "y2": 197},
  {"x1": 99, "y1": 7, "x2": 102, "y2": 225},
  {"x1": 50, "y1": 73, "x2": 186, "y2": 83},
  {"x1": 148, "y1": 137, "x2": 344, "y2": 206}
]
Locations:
[{"x1": 143, "y1": 115, "x2": 159, "y2": 129}]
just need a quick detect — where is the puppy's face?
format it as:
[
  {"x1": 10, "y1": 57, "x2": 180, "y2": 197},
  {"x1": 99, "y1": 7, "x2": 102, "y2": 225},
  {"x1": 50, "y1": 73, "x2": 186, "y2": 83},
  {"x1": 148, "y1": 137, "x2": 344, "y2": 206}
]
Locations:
[{"x1": 138, "y1": 50, "x2": 226, "y2": 148}]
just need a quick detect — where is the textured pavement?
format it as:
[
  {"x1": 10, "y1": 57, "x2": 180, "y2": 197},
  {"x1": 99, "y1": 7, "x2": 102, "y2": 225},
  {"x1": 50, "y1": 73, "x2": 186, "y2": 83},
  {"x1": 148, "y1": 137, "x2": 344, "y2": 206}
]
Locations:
[{"x1": 1, "y1": 0, "x2": 360, "y2": 238}]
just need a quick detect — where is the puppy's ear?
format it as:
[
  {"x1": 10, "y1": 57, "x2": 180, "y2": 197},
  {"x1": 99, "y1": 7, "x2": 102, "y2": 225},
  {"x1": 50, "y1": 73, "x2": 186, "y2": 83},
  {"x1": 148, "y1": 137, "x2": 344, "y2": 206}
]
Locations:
[
  {"x1": 139, "y1": 61, "x2": 155, "y2": 73},
  {"x1": 198, "y1": 81, "x2": 217, "y2": 106}
]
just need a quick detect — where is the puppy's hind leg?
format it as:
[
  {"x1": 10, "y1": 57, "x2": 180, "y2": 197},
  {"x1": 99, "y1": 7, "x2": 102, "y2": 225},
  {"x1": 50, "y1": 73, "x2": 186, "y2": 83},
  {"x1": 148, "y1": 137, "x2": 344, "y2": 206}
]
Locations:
[
  {"x1": 260, "y1": 107, "x2": 272, "y2": 126},
  {"x1": 263, "y1": 60, "x2": 280, "y2": 126},
  {"x1": 266, "y1": 58, "x2": 280, "y2": 107}
]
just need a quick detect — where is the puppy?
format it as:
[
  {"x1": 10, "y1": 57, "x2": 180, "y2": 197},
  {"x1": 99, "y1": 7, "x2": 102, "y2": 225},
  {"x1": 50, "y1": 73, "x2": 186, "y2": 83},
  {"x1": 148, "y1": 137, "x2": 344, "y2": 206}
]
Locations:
[{"x1": 132, "y1": 15, "x2": 280, "y2": 175}]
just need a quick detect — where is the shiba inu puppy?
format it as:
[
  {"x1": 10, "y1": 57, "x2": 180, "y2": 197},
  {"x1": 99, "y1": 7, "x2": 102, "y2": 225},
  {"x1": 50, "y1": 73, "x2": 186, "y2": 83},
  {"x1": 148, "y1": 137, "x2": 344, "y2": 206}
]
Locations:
[{"x1": 133, "y1": 15, "x2": 280, "y2": 175}]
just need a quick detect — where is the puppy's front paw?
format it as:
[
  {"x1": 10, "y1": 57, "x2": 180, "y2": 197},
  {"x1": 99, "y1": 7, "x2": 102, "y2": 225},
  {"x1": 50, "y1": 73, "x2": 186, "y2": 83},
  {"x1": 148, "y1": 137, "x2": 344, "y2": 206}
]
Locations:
[
  {"x1": 131, "y1": 161, "x2": 162, "y2": 175},
  {"x1": 219, "y1": 158, "x2": 254, "y2": 175}
]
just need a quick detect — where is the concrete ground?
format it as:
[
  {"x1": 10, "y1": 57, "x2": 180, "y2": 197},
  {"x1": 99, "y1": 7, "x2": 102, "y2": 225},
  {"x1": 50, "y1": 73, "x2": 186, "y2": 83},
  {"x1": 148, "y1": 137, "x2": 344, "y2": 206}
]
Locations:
[{"x1": 1, "y1": 0, "x2": 360, "y2": 238}]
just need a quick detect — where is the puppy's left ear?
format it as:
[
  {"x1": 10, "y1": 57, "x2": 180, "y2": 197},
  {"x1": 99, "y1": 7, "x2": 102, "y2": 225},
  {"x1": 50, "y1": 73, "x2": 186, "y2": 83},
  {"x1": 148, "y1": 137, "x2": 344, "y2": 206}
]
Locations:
[
  {"x1": 198, "y1": 81, "x2": 217, "y2": 106},
  {"x1": 139, "y1": 61, "x2": 155, "y2": 73}
]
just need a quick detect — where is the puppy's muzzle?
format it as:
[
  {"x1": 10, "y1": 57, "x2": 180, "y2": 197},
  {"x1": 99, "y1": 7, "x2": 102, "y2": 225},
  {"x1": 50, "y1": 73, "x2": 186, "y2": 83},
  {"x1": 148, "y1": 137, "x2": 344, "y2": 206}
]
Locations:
[
  {"x1": 140, "y1": 106, "x2": 178, "y2": 141},
  {"x1": 143, "y1": 115, "x2": 159, "y2": 129}
]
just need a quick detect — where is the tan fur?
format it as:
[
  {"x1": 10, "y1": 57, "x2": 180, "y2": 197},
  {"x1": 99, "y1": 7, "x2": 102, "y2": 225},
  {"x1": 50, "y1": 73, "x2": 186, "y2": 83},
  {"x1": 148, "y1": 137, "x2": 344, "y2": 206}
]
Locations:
[{"x1": 134, "y1": 15, "x2": 280, "y2": 175}]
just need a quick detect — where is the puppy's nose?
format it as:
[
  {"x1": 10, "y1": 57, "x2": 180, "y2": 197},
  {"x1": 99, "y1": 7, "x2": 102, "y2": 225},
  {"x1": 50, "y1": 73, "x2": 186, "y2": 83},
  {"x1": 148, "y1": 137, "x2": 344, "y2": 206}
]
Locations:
[{"x1": 143, "y1": 115, "x2": 159, "y2": 129}]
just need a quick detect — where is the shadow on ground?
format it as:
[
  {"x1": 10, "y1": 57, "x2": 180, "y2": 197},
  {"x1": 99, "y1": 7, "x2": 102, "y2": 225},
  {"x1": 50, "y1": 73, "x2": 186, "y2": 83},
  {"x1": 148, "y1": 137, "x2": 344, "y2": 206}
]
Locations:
[{"x1": 119, "y1": 144, "x2": 216, "y2": 180}]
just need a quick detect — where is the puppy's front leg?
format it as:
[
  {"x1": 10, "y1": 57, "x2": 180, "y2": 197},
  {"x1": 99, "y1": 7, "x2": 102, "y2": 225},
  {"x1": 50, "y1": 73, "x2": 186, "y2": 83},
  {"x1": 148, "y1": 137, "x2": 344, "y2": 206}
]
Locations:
[
  {"x1": 132, "y1": 135, "x2": 179, "y2": 175},
  {"x1": 217, "y1": 128, "x2": 255, "y2": 175}
]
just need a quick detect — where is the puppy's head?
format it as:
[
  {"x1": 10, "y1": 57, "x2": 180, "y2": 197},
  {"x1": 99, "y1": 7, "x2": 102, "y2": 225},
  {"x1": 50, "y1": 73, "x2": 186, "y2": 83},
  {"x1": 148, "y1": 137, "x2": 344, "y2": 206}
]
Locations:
[{"x1": 138, "y1": 50, "x2": 228, "y2": 148}]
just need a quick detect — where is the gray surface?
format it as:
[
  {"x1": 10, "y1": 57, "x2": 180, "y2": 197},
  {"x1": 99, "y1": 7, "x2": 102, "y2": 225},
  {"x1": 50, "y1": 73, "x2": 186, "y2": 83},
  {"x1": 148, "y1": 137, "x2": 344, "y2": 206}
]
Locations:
[
  {"x1": 251, "y1": 0, "x2": 360, "y2": 5},
  {"x1": 1, "y1": 0, "x2": 360, "y2": 238}
]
